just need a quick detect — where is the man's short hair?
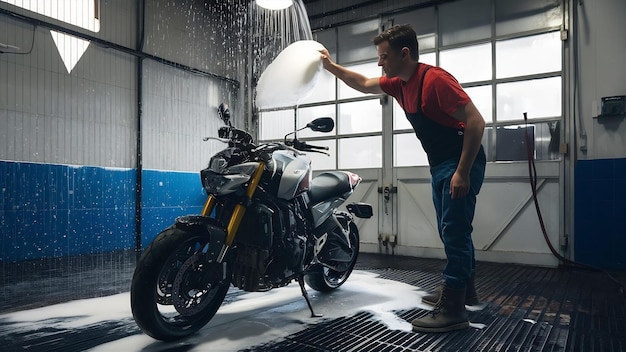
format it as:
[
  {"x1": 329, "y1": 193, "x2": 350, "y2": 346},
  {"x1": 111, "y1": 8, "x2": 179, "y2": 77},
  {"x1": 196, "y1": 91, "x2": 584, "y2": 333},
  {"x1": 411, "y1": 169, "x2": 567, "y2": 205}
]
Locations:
[{"x1": 372, "y1": 24, "x2": 420, "y2": 61}]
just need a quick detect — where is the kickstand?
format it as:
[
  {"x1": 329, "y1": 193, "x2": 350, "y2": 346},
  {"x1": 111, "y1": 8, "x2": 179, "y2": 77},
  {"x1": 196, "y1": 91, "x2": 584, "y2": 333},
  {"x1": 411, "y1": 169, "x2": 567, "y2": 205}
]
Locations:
[{"x1": 298, "y1": 276, "x2": 323, "y2": 318}]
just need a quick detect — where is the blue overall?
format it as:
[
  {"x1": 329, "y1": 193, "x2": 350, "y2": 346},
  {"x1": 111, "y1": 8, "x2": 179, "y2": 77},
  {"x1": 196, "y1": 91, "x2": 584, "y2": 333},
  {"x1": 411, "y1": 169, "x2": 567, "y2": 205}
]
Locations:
[{"x1": 402, "y1": 66, "x2": 486, "y2": 289}]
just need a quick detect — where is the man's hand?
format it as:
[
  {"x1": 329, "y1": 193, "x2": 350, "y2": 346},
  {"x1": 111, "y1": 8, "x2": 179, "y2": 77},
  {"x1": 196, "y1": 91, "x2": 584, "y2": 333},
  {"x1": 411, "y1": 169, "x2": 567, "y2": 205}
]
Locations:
[
  {"x1": 450, "y1": 170, "x2": 470, "y2": 199},
  {"x1": 320, "y1": 49, "x2": 334, "y2": 71},
  {"x1": 449, "y1": 101, "x2": 485, "y2": 200},
  {"x1": 319, "y1": 49, "x2": 383, "y2": 94}
]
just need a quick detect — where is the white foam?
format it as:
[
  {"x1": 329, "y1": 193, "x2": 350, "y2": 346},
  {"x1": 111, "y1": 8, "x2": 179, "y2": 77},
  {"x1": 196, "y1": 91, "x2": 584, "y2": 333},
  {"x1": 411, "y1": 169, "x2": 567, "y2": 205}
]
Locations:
[
  {"x1": 2, "y1": 293, "x2": 132, "y2": 329},
  {"x1": 470, "y1": 322, "x2": 487, "y2": 329},
  {"x1": 466, "y1": 303, "x2": 486, "y2": 312},
  {"x1": 2, "y1": 270, "x2": 488, "y2": 350},
  {"x1": 368, "y1": 309, "x2": 413, "y2": 331},
  {"x1": 255, "y1": 40, "x2": 326, "y2": 109}
]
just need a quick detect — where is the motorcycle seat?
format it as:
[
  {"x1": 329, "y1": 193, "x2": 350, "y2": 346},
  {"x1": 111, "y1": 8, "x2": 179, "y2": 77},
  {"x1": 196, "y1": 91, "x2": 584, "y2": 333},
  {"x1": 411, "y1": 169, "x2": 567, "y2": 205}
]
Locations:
[{"x1": 309, "y1": 171, "x2": 352, "y2": 204}]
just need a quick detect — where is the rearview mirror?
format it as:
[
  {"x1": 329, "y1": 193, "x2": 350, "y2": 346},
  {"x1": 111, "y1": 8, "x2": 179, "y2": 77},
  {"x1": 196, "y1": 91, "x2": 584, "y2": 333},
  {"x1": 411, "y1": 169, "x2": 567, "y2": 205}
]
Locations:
[
  {"x1": 307, "y1": 117, "x2": 334, "y2": 133},
  {"x1": 218, "y1": 103, "x2": 231, "y2": 126}
]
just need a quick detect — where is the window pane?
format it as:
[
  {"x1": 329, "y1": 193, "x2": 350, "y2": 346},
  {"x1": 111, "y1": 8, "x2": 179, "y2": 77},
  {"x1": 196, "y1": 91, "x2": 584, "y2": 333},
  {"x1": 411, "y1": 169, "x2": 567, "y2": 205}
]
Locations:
[
  {"x1": 338, "y1": 62, "x2": 381, "y2": 99},
  {"x1": 338, "y1": 99, "x2": 382, "y2": 134},
  {"x1": 440, "y1": 43, "x2": 492, "y2": 84},
  {"x1": 465, "y1": 85, "x2": 493, "y2": 123},
  {"x1": 393, "y1": 99, "x2": 412, "y2": 130},
  {"x1": 439, "y1": 0, "x2": 491, "y2": 46},
  {"x1": 494, "y1": 122, "x2": 561, "y2": 161},
  {"x1": 305, "y1": 139, "x2": 337, "y2": 171},
  {"x1": 299, "y1": 70, "x2": 336, "y2": 104},
  {"x1": 420, "y1": 52, "x2": 437, "y2": 66},
  {"x1": 394, "y1": 133, "x2": 428, "y2": 167},
  {"x1": 314, "y1": 28, "x2": 337, "y2": 58},
  {"x1": 418, "y1": 34, "x2": 437, "y2": 51},
  {"x1": 496, "y1": 32, "x2": 561, "y2": 79},
  {"x1": 389, "y1": 7, "x2": 437, "y2": 50},
  {"x1": 337, "y1": 19, "x2": 379, "y2": 64},
  {"x1": 496, "y1": 0, "x2": 562, "y2": 36},
  {"x1": 297, "y1": 105, "x2": 336, "y2": 138},
  {"x1": 535, "y1": 121, "x2": 561, "y2": 161},
  {"x1": 338, "y1": 136, "x2": 382, "y2": 169},
  {"x1": 496, "y1": 77, "x2": 561, "y2": 121},
  {"x1": 259, "y1": 109, "x2": 294, "y2": 140}
]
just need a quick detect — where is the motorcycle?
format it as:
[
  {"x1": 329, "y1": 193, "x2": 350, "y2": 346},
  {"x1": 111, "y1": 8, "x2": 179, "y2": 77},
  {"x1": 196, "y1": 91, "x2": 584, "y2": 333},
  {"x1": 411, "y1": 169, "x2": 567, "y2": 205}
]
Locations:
[{"x1": 130, "y1": 103, "x2": 373, "y2": 341}]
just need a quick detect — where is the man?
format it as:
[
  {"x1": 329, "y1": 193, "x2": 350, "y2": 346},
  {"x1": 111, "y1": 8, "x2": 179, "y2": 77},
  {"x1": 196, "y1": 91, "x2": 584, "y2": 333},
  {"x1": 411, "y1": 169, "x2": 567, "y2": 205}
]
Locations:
[{"x1": 320, "y1": 24, "x2": 486, "y2": 333}]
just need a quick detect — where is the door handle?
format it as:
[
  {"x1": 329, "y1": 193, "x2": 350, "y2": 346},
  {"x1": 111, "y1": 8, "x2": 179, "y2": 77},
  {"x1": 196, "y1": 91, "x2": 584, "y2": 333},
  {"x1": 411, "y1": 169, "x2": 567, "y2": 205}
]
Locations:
[{"x1": 378, "y1": 185, "x2": 397, "y2": 214}]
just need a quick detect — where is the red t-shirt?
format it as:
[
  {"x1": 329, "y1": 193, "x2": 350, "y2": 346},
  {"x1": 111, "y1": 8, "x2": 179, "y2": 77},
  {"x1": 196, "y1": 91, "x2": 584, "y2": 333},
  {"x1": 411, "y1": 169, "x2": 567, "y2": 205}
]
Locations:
[{"x1": 379, "y1": 63, "x2": 470, "y2": 129}]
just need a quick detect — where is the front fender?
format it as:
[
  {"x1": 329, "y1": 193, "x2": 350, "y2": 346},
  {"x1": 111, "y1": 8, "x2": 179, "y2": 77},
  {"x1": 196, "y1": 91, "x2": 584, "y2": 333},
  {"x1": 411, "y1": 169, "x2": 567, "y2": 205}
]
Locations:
[{"x1": 174, "y1": 216, "x2": 227, "y2": 260}]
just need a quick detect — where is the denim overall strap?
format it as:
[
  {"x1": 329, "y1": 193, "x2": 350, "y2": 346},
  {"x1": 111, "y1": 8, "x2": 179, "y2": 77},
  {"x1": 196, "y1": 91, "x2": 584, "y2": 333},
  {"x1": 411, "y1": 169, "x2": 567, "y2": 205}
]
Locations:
[{"x1": 401, "y1": 66, "x2": 465, "y2": 167}]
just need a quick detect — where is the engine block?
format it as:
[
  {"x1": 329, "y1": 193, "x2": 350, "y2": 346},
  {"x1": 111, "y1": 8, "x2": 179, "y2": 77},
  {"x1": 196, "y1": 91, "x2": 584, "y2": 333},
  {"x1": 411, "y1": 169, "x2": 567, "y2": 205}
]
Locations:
[{"x1": 232, "y1": 197, "x2": 312, "y2": 291}]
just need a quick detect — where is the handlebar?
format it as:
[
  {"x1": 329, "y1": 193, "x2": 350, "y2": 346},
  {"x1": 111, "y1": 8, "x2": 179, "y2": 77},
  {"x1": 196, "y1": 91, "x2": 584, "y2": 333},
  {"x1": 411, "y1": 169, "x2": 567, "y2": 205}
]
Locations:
[
  {"x1": 285, "y1": 139, "x2": 330, "y2": 156},
  {"x1": 253, "y1": 142, "x2": 305, "y2": 156},
  {"x1": 301, "y1": 141, "x2": 329, "y2": 151},
  {"x1": 287, "y1": 139, "x2": 329, "y2": 151},
  {"x1": 203, "y1": 136, "x2": 230, "y2": 143},
  {"x1": 204, "y1": 132, "x2": 328, "y2": 158}
]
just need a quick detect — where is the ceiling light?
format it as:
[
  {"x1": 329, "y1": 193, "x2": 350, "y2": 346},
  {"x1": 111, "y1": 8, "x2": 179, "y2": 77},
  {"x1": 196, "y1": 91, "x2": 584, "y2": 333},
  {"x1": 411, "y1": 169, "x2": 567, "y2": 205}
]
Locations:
[{"x1": 256, "y1": 0, "x2": 293, "y2": 10}]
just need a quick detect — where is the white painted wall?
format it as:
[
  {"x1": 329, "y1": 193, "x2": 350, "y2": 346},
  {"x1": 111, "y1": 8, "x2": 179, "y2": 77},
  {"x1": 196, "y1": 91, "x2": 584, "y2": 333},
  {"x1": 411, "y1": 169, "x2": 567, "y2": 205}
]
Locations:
[{"x1": 576, "y1": 0, "x2": 626, "y2": 160}]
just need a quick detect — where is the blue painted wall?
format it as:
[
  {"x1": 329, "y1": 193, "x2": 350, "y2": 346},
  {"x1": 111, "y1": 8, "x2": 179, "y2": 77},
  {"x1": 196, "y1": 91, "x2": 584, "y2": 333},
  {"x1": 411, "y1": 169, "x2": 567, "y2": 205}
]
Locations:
[
  {"x1": 0, "y1": 160, "x2": 206, "y2": 262},
  {"x1": 140, "y1": 170, "x2": 206, "y2": 246},
  {"x1": 4, "y1": 157, "x2": 624, "y2": 269},
  {"x1": 0, "y1": 161, "x2": 136, "y2": 262},
  {"x1": 574, "y1": 158, "x2": 626, "y2": 270}
]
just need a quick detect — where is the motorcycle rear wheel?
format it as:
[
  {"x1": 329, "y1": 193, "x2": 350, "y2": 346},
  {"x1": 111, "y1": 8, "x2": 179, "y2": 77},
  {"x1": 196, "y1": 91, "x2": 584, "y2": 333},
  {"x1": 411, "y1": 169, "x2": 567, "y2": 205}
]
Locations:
[
  {"x1": 131, "y1": 226, "x2": 230, "y2": 341},
  {"x1": 305, "y1": 222, "x2": 360, "y2": 292}
]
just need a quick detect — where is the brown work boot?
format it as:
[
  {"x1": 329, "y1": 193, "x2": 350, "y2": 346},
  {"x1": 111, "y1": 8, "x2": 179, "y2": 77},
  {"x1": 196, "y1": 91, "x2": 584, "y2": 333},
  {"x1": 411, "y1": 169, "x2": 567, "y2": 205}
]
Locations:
[
  {"x1": 412, "y1": 283, "x2": 469, "y2": 333},
  {"x1": 422, "y1": 273, "x2": 479, "y2": 306}
]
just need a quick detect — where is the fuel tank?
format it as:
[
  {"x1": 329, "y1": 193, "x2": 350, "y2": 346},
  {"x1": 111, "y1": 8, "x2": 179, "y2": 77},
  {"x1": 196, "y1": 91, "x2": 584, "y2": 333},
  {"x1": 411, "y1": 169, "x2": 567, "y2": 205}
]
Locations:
[{"x1": 265, "y1": 150, "x2": 312, "y2": 200}]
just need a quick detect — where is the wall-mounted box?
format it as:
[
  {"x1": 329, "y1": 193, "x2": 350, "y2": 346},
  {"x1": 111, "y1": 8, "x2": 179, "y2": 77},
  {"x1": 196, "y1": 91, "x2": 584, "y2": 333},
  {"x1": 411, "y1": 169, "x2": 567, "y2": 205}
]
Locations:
[{"x1": 600, "y1": 95, "x2": 625, "y2": 117}]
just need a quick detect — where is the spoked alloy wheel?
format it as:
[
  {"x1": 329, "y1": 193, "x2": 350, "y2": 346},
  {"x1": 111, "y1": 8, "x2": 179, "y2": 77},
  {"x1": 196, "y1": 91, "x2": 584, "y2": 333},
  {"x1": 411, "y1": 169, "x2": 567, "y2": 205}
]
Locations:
[
  {"x1": 305, "y1": 222, "x2": 360, "y2": 292},
  {"x1": 131, "y1": 227, "x2": 230, "y2": 341}
]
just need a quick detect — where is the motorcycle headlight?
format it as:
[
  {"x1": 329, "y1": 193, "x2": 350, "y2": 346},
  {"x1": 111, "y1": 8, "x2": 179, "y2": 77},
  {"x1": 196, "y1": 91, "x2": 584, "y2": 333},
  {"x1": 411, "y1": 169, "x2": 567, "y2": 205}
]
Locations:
[
  {"x1": 201, "y1": 161, "x2": 259, "y2": 195},
  {"x1": 201, "y1": 169, "x2": 253, "y2": 195},
  {"x1": 201, "y1": 169, "x2": 231, "y2": 194}
]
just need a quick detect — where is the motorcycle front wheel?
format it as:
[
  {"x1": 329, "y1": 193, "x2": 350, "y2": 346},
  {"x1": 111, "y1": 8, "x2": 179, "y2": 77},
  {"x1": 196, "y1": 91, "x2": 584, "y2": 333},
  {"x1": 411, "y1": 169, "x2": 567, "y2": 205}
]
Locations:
[
  {"x1": 305, "y1": 222, "x2": 360, "y2": 292},
  {"x1": 130, "y1": 226, "x2": 230, "y2": 341}
]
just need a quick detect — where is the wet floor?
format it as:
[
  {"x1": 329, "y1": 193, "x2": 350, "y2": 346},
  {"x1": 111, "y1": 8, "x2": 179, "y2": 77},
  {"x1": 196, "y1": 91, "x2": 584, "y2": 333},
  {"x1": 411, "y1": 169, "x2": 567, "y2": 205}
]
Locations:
[{"x1": 1, "y1": 253, "x2": 625, "y2": 351}]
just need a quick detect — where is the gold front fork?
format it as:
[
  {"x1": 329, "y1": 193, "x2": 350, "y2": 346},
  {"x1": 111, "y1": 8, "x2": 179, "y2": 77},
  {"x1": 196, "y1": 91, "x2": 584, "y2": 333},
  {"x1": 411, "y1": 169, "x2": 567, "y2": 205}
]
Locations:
[
  {"x1": 201, "y1": 195, "x2": 217, "y2": 217},
  {"x1": 216, "y1": 161, "x2": 265, "y2": 262}
]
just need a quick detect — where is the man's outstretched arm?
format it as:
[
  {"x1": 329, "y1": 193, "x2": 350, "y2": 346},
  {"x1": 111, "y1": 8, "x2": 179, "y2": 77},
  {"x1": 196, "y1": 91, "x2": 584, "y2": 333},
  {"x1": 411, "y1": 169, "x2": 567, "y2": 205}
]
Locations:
[{"x1": 320, "y1": 49, "x2": 383, "y2": 95}]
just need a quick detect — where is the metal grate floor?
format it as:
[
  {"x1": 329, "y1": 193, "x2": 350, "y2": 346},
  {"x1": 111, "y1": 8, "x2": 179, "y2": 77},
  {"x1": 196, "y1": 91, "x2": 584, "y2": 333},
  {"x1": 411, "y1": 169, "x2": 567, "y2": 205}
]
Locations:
[
  {"x1": 244, "y1": 253, "x2": 626, "y2": 352},
  {"x1": 1, "y1": 252, "x2": 625, "y2": 351}
]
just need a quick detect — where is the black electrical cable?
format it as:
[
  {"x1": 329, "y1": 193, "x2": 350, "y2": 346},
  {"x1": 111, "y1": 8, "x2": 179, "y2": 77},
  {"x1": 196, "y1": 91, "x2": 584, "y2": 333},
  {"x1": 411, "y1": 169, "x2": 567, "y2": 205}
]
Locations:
[{"x1": 523, "y1": 112, "x2": 625, "y2": 297}]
